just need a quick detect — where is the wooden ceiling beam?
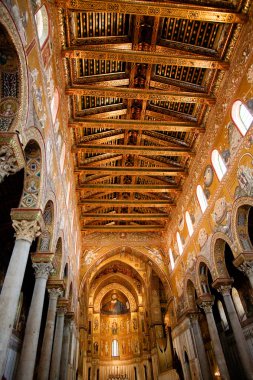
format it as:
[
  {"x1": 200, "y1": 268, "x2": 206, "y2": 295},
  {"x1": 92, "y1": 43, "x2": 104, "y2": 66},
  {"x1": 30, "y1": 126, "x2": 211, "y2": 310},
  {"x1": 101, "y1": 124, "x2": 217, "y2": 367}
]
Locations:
[
  {"x1": 81, "y1": 213, "x2": 169, "y2": 220},
  {"x1": 66, "y1": 86, "x2": 215, "y2": 105},
  {"x1": 80, "y1": 155, "x2": 123, "y2": 167},
  {"x1": 77, "y1": 184, "x2": 180, "y2": 192},
  {"x1": 74, "y1": 166, "x2": 187, "y2": 176},
  {"x1": 63, "y1": 48, "x2": 229, "y2": 70},
  {"x1": 69, "y1": 119, "x2": 204, "y2": 133},
  {"x1": 78, "y1": 199, "x2": 175, "y2": 207},
  {"x1": 56, "y1": 0, "x2": 246, "y2": 24},
  {"x1": 81, "y1": 225, "x2": 165, "y2": 232},
  {"x1": 72, "y1": 144, "x2": 194, "y2": 156}
]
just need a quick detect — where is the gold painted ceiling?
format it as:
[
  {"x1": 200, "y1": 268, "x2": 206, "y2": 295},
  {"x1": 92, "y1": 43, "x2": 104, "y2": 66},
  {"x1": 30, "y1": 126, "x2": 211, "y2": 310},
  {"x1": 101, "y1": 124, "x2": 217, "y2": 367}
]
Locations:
[{"x1": 57, "y1": 0, "x2": 247, "y2": 234}]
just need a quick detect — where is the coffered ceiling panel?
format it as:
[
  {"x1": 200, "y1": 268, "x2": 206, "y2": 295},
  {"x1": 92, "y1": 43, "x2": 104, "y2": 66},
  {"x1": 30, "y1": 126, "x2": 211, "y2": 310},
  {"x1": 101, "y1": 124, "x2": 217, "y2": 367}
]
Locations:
[{"x1": 57, "y1": 0, "x2": 247, "y2": 233}]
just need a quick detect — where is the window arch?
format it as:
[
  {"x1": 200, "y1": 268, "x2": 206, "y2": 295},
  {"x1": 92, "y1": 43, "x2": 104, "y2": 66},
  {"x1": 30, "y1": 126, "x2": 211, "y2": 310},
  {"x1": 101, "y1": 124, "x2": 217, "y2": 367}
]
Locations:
[
  {"x1": 50, "y1": 88, "x2": 59, "y2": 125},
  {"x1": 232, "y1": 287, "x2": 246, "y2": 321},
  {"x1": 232, "y1": 100, "x2": 253, "y2": 136},
  {"x1": 176, "y1": 232, "x2": 183, "y2": 255},
  {"x1": 185, "y1": 211, "x2": 194, "y2": 236},
  {"x1": 169, "y1": 248, "x2": 175, "y2": 270},
  {"x1": 211, "y1": 149, "x2": 227, "y2": 181},
  {"x1": 112, "y1": 339, "x2": 119, "y2": 357},
  {"x1": 217, "y1": 300, "x2": 229, "y2": 331},
  {"x1": 196, "y1": 185, "x2": 208, "y2": 213},
  {"x1": 35, "y1": 5, "x2": 49, "y2": 48}
]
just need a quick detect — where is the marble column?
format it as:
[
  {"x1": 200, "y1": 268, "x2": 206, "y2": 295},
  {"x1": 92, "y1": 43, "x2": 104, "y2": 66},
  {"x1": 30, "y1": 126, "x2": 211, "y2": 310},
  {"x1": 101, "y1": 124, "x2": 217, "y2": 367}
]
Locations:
[
  {"x1": 189, "y1": 314, "x2": 212, "y2": 380},
  {"x1": 0, "y1": 211, "x2": 42, "y2": 378},
  {"x1": 218, "y1": 285, "x2": 253, "y2": 380},
  {"x1": 60, "y1": 313, "x2": 73, "y2": 380},
  {"x1": 198, "y1": 297, "x2": 230, "y2": 380},
  {"x1": 17, "y1": 261, "x2": 54, "y2": 380},
  {"x1": 37, "y1": 287, "x2": 63, "y2": 380},
  {"x1": 49, "y1": 300, "x2": 68, "y2": 380}
]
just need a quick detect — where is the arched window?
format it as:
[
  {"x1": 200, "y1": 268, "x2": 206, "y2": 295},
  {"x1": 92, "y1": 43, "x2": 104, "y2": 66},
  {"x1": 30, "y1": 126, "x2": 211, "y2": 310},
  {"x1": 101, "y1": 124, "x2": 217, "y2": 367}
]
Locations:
[
  {"x1": 50, "y1": 88, "x2": 59, "y2": 125},
  {"x1": 196, "y1": 185, "x2": 208, "y2": 213},
  {"x1": 185, "y1": 211, "x2": 194, "y2": 236},
  {"x1": 232, "y1": 287, "x2": 246, "y2": 321},
  {"x1": 176, "y1": 232, "x2": 183, "y2": 255},
  {"x1": 112, "y1": 339, "x2": 119, "y2": 357},
  {"x1": 232, "y1": 100, "x2": 253, "y2": 136},
  {"x1": 211, "y1": 149, "x2": 227, "y2": 181},
  {"x1": 35, "y1": 5, "x2": 49, "y2": 48},
  {"x1": 169, "y1": 248, "x2": 175, "y2": 270},
  {"x1": 217, "y1": 300, "x2": 229, "y2": 331}
]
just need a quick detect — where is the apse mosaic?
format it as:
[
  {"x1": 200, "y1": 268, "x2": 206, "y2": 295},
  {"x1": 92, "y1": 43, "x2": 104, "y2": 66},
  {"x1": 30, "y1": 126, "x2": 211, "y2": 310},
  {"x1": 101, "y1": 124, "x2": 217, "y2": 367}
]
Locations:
[{"x1": 101, "y1": 291, "x2": 129, "y2": 315}]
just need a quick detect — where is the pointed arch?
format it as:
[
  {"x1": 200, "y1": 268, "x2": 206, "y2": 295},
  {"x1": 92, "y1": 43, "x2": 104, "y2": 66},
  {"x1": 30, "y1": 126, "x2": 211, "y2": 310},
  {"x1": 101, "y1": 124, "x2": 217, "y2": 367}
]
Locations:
[
  {"x1": 0, "y1": 4, "x2": 28, "y2": 134},
  {"x1": 210, "y1": 232, "x2": 235, "y2": 279},
  {"x1": 19, "y1": 140, "x2": 42, "y2": 209},
  {"x1": 231, "y1": 196, "x2": 253, "y2": 253},
  {"x1": 232, "y1": 100, "x2": 253, "y2": 136}
]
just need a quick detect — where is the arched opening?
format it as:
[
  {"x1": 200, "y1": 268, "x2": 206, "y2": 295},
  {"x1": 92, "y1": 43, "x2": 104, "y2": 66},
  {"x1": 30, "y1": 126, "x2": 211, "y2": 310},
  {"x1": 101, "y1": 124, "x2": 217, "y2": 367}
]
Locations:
[
  {"x1": 176, "y1": 232, "x2": 183, "y2": 255},
  {"x1": 20, "y1": 140, "x2": 42, "y2": 209},
  {"x1": 0, "y1": 23, "x2": 20, "y2": 131},
  {"x1": 211, "y1": 149, "x2": 227, "y2": 181},
  {"x1": 185, "y1": 211, "x2": 194, "y2": 237},
  {"x1": 54, "y1": 238, "x2": 63, "y2": 278},
  {"x1": 35, "y1": 5, "x2": 49, "y2": 48},
  {"x1": 38, "y1": 200, "x2": 54, "y2": 252},
  {"x1": 224, "y1": 243, "x2": 252, "y2": 320},
  {"x1": 232, "y1": 100, "x2": 253, "y2": 136},
  {"x1": 236, "y1": 204, "x2": 253, "y2": 251},
  {"x1": 196, "y1": 185, "x2": 208, "y2": 213}
]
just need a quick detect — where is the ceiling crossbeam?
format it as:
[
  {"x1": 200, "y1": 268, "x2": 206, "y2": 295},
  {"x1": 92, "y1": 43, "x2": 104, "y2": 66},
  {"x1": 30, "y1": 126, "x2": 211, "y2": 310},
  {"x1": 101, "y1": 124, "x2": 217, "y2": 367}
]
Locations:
[
  {"x1": 81, "y1": 225, "x2": 165, "y2": 232},
  {"x1": 75, "y1": 166, "x2": 187, "y2": 176},
  {"x1": 72, "y1": 144, "x2": 194, "y2": 156},
  {"x1": 78, "y1": 199, "x2": 175, "y2": 207},
  {"x1": 69, "y1": 119, "x2": 204, "y2": 133},
  {"x1": 81, "y1": 213, "x2": 169, "y2": 220},
  {"x1": 77, "y1": 184, "x2": 180, "y2": 192},
  {"x1": 66, "y1": 86, "x2": 215, "y2": 105},
  {"x1": 63, "y1": 48, "x2": 229, "y2": 70},
  {"x1": 56, "y1": 0, "x2": 247, "y2": 24}
]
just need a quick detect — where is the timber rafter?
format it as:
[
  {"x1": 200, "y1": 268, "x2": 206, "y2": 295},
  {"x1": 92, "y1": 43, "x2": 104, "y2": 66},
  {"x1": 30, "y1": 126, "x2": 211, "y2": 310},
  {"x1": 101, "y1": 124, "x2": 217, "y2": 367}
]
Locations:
[
  {"x1": 66, "y1": 86, "x2": 216, "y2": 105},
  {"x1": 63, "y1": 48, "x2": 230, "y2": 70}
]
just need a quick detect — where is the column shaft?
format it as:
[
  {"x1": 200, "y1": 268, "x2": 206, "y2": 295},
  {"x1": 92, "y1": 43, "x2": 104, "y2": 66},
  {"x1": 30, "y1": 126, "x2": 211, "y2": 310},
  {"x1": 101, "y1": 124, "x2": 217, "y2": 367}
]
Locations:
[
  {"x1": 205, "y1": 310, "x2": 230, "y2": 380},
  {"x1": 37, "y1": 289, "x2": 61, "y2": 380},
  {"x1": 50, "y1": 310, "x2": 65, "y2": 380},
  {"x1": 191, "y1": 317, "x2": 212, "y2": 380},
  {"x1": 222, "y1": 292, "x2": 253, "y2": 380},
  {"x1": 18, "y1": 263, "x2": 53, "y2": 380},
  {"x1": 0, "y1": 239, "x2": 31, "y2": 378},
  {"x1": 60, "y1": 321, "x2": 71, "y2": 380}
]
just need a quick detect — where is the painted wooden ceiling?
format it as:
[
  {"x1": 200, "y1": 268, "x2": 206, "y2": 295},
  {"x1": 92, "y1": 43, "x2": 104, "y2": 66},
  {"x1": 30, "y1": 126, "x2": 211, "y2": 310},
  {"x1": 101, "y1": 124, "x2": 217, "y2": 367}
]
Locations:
[{"x1": 57, "y1": 0, "x2": 247, "y2": 234}]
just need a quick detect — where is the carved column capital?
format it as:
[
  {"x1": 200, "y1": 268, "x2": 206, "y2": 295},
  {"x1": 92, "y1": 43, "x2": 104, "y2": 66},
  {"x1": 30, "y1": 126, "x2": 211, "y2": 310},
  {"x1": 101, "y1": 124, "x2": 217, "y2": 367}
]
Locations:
[
  {"x1": 212, "y1": 278, "x2": 233, "y2": 296},
  {"x1": 33, "y1": 262, "x2": 54, "y2": 280},
  {"x1": 217, "y1": 285, "x2": 232, "y2": 296},
  {"x1": 238, "y1": 261, "x2": 253, "y2": 277},
  {"x1": 11, "y1": 208, "x2": 44, "y2": 243},
  {"x1": 199, "y1": 301, "x2": 214, "y2": 313},
  {"x1": 57, "y1": 298, "x2": 69, "y2": 316},
  {"x1": 48, "y1": 287, "x2": 63, "y2": 299},
  {"x1": 197, "y1": 295, "x2": 214, "y2": 313},
  {"x1": 0, "y1": 132, "x2": 25, "y2": 183},
  {"x1": 12, "y1": 219, "x2": 41, "y2": 243}
]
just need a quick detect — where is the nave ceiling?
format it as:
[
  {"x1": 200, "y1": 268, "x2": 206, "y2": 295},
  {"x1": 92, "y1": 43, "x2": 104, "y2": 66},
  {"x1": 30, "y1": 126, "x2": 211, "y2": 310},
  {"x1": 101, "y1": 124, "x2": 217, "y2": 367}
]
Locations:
[{"x1": 57, "y1": 0, "x2": 249, "y2": 241}]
